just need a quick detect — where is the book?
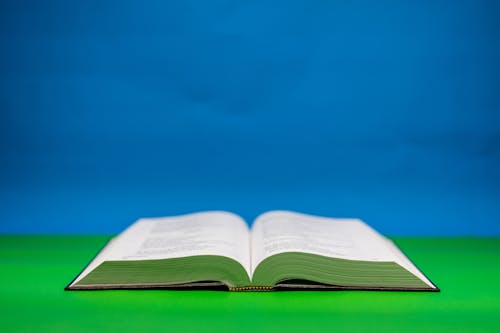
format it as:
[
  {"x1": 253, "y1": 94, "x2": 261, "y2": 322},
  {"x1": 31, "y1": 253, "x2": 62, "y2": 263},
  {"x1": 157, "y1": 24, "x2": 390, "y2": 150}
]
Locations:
[{"x1": 66, "y1": 211, "x2": 439, "y2": 291}]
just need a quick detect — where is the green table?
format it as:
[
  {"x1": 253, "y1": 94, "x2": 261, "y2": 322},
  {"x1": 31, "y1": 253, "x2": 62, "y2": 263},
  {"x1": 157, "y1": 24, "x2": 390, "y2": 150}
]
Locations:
[{"x1": 1, "y1": 236, "x2": 499, "y2": 333}]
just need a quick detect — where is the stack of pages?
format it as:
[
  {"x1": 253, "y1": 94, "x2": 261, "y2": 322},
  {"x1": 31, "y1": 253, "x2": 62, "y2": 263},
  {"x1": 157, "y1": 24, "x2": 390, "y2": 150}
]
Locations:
[{"x1": 67, "y1": 211, "x2": 438, "y2": 291}]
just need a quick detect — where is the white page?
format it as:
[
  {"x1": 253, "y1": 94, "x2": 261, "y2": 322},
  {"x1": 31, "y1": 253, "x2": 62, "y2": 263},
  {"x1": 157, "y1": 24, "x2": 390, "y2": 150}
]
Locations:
[
  {"x1": 72, "y1": 211, "x2": 250, "y2": 285},
  {"x1": 250, "y1": 211, "x2": 434, "y2": 287}
]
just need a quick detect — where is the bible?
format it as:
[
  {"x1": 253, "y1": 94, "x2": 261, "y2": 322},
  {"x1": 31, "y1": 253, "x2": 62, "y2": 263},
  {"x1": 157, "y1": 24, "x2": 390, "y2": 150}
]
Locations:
[{"x1": 66, "y1": 211, "x2": 438, "y2": 291}]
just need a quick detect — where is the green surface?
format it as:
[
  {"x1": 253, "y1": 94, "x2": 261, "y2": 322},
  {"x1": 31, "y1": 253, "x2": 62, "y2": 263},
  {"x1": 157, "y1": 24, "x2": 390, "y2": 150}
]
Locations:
[{"x1": 1, "y1": 236, "x2": 499, "y2": 333}]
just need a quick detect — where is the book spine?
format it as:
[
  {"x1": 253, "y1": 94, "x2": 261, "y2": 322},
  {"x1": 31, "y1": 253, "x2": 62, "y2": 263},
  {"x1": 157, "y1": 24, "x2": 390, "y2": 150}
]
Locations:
[{"x1": 229, "y1": 286, "x2": 273, "y2": 291}]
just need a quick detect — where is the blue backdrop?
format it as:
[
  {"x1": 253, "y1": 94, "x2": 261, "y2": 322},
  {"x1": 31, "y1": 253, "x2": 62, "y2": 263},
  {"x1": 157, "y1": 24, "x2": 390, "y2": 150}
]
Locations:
[{"x1": 1, "y1": 0, "x2": 499, "y2": 235}]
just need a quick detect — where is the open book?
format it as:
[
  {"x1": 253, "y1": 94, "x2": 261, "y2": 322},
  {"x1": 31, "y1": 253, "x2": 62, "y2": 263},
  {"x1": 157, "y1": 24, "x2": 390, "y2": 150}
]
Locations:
[{"x1": 66, "y1": 211, "x2": 438, "y2": 291}]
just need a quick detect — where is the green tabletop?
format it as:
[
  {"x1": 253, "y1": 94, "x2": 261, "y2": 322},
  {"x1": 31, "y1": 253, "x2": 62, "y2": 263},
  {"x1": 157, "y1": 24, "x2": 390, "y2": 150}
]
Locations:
[{"x1": 1, "y1": 236, "x2": 499, "y2": 333}]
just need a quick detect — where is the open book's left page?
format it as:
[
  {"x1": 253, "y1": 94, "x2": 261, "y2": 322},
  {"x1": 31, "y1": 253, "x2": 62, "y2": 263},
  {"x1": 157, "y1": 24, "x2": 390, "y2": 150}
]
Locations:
[{"x1": 68, "y1": 211, "x2": 251, "y2": 288}]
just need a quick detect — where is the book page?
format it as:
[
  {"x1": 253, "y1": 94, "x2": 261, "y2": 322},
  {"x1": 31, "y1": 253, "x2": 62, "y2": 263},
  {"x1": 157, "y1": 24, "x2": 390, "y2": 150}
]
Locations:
[
  {"x1": 250, "y1": 211, "x2": 434, "y2": 287},
  {"x1": 72, "y1": 211, "x2": 250, "y2": 285}
]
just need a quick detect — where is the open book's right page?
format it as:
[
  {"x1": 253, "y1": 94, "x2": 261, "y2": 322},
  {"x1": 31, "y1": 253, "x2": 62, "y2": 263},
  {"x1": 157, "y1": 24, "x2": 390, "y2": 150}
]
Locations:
[{"x1": 250, "y1": 211, "x2": 435, "y2": 288}]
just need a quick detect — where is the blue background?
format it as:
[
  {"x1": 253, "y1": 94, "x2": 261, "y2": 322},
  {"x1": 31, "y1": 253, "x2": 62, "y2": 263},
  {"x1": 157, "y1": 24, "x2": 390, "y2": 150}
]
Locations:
[{"x1": 1, "y1": 0, "x2": 499, "y2": 235}]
